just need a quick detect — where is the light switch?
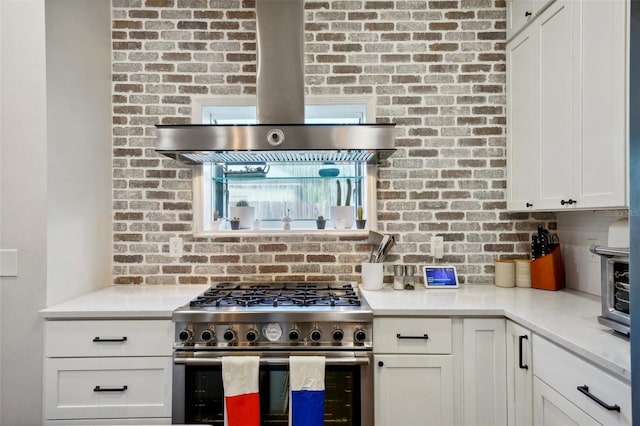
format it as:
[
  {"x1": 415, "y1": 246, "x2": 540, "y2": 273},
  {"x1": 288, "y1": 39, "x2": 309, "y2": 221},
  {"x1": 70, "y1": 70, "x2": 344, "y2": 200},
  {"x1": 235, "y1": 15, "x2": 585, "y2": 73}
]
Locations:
[{"x1": 0, "y1": 249, "x2": 18, "y2": 277}]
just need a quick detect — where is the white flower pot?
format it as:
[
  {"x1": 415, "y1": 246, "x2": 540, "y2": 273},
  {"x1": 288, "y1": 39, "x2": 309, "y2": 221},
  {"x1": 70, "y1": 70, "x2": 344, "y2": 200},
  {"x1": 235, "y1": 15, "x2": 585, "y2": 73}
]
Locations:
[
  {"x1": 330, "y1": 206, "x2": 355, "y2": 229},
  {"x1": 229, "y1": 206, "x2": 255, "y2": 229}
]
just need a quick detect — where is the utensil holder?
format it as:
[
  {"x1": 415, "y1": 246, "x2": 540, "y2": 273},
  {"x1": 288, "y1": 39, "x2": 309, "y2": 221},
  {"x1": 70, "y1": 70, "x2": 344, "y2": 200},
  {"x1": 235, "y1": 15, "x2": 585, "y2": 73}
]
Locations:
[
  {"x1": 361, "y1": 262, "x2": 384, "y2": 291},
  {"x1": 531, "y1": 246, "x2": 565, "y2": 291}
]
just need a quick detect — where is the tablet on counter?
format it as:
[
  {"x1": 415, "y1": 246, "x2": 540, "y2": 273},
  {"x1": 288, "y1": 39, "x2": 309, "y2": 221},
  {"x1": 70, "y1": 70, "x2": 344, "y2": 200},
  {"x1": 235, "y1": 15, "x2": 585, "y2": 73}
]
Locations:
[{"x1": 423, "y1": 265, "x2": 459, "y2": 288}]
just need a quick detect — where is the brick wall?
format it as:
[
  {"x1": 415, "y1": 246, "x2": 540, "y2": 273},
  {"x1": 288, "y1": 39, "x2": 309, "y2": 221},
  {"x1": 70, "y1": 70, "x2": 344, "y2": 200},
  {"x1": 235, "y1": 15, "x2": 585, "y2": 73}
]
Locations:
[{"x1": 111, "y1": 0, "x2": 554, "y2": 286}]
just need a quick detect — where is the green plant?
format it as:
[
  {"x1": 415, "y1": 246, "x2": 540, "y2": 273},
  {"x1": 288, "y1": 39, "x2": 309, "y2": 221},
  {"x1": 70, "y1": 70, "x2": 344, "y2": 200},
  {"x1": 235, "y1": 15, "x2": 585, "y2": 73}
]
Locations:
[
  {"x1": 213, "y1": 210, "x2": 219, "y2": 221},
  {"x1": 357, "y1": 206, "x2": 363, "y2": 220},
  {"x1": 317, "y1": 215, "x2": 324, "y2": 221},
  {"x1": 236, "y1": 200, "x2": 249, "y2": 207},
  {"x1": 231, "y1": 216, "x2": 240, "y2": 221},
  {"x1": 335, "y1": 179, "x2": 352, "y2": 206}
]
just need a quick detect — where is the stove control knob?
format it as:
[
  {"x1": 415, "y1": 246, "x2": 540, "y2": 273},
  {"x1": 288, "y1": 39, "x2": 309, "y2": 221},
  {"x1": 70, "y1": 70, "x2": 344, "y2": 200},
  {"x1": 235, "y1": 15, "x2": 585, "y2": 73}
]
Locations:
[
  {"x1": 288, "y1": 328, "x2": 301, "y2": 342},
  {"x1": 201, "y1": 329, "x2": 215, "y2": 342},
  {"x1": 332, "y1": 328, "x2": 344, "y2": 342},
  {"x1": 178, "y1": 328, "x2": 193, "y2": 342},
  {"x1": 354, "y1": 328, "x2": 367, "y2": 344},
  {"x1": 310, "y1": 329, "x2": 322, "y2": 342},
  {"x1": 246, "y1": 329, "x2": 259, "y2": 343},
  {"x1": 223, "y1": 329, "x2": 237, "y2": 343}
]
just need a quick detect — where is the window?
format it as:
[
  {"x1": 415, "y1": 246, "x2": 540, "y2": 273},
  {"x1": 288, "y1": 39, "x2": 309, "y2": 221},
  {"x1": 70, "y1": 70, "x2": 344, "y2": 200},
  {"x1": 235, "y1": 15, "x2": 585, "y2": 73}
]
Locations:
[{"x1": 191, "y1": 96, "x2": 377, "y2": 234}]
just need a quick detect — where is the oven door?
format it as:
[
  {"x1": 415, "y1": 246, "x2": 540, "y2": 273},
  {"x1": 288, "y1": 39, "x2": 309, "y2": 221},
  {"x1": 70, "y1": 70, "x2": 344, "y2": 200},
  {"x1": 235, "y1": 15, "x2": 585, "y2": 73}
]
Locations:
[{"x1": 172, "y1": 351, "x2": 373, "y2": 426}]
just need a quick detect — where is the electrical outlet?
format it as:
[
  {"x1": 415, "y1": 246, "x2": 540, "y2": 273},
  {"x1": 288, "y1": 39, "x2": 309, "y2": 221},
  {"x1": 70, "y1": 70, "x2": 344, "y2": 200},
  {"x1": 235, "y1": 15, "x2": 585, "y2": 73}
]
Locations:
[
  {"x1": 169, "y1": 237, "x2": 183, "y2": 258},
  {"x1": 431, "y1": 236, "x2": 444, "y2": 259},
  {"x1": 587, "y1": 238, "x2": 599, "y2": 263}
]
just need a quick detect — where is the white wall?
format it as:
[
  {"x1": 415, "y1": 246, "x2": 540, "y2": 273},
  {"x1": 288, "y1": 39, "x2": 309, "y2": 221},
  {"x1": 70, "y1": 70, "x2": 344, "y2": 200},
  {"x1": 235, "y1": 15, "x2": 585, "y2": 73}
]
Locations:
[
  {"x1": 45, "y1": 0, "x2": 111, "y2": 305},
  {"x1": 0, "y1": 1, "x2": 48, "y2": 424},
  {"x1": 556, "y1": 210, "x2": 629, "y2": 296},
  {"x1": 0, "y1": 0, "x2": 111, "y2": 424}
]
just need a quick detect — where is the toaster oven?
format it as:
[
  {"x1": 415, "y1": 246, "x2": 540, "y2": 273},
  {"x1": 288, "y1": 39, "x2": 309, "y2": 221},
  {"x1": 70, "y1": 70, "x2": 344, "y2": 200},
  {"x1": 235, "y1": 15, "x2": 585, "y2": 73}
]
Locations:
[{"x1": 590, "y1": 246, "x2": 630, "y2": 336}]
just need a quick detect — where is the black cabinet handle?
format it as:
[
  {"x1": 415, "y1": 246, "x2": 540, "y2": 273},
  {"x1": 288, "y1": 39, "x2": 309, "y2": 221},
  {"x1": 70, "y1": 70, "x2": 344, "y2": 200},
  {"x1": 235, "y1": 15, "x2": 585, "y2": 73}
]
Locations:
[
  {"x1": 518, "y1": 335, "x2": 529, "y2": 370},
  {"x1": 94, "y1": 385, "x2": 128, "y2": 392},
  {"x1": 526, "y1": 202, "x2": 533, "y2": 207},
  {"x1": 577, "y1": 385, "x2": 620, "y2": 412},
  {"x1": 561, "y1": 199, "x2": 577, "y2": 206},
  {"x1": 525, "y1": 11, "x2": 532, "y2": 17},
  {"x1": 396, "y1": 333, "x2": 429, "y2": 340},
  {"x1": 93, "y1": 336, "x2": 128, "y2": 342},
  {"x1": 378, "y1": 361, "x2": 384, "y2": 367}
]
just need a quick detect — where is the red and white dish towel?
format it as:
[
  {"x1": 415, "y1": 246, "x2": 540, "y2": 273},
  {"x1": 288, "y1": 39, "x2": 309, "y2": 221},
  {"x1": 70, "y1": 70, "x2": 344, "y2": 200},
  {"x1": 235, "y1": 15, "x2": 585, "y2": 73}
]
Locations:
[
  {"x1": 222, "y1": 356, "x2": 260, "y2": 426},
  {"x1": 289, "y1": 356, "x2": 326, "y2": 426}
]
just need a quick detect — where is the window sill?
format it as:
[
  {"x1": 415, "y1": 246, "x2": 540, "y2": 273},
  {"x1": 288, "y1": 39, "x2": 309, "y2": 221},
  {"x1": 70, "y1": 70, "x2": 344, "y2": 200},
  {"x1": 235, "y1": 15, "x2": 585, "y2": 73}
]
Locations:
[{"x1": 194, "y1": 228, "x2": 371, "y2": 238}]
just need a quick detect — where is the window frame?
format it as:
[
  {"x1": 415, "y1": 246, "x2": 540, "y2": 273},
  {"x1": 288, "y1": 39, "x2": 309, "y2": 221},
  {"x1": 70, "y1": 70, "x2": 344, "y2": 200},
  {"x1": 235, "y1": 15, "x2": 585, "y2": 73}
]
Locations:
[{"x1": 189, "y1": 95, "x2": 379, "y2": 236}]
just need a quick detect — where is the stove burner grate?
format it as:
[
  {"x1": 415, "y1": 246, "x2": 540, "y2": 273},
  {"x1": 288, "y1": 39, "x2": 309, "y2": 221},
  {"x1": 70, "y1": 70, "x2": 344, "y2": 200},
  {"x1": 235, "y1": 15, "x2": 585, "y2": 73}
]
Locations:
[{"x1": 189, "y1": 282, "x2": 361, "y2": 308}]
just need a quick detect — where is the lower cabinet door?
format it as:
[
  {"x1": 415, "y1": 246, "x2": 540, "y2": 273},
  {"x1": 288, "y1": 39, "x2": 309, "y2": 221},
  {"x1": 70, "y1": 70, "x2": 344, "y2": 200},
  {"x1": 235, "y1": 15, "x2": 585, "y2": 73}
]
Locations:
[
  {"x1": 533, "y1": 377, "x2": 602, "y2": 426},
  {"x1": 45, "y1": 357, "x2": 172, "y2": 420},
  {"x1": 374, "y1": 354, "x2": 454, "y2": 426}
]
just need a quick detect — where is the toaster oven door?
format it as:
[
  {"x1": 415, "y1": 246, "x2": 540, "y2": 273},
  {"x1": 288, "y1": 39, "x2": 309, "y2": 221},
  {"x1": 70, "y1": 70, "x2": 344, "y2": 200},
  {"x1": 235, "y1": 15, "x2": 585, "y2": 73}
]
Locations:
[{"x1": 601, "y1": 257, "x2": 630, "y2": 327}]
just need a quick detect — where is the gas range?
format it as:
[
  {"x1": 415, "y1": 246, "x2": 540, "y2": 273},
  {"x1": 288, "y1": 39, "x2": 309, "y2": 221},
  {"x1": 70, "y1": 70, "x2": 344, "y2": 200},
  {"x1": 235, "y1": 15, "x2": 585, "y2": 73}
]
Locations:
[{"x1": 172, "y1": 281, "x2": 373, "y2": 350}]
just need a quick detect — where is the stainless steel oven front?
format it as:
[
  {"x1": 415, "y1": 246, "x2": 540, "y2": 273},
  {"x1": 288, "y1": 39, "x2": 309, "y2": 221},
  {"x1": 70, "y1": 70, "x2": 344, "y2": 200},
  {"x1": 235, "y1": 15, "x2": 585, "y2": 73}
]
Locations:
[
  {"x1": 172, "y1": 350, "x2": 373, "y2": 425},
  {"x1": 591, "y1": 246, "x2": 630, "y2": 335}
]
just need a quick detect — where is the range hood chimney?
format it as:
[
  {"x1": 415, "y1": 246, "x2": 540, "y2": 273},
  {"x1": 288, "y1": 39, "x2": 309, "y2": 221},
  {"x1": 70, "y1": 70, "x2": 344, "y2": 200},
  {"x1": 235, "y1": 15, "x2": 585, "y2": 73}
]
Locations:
[{"x1": 155, "y1": 0, "x2": 395, "y2": 165}]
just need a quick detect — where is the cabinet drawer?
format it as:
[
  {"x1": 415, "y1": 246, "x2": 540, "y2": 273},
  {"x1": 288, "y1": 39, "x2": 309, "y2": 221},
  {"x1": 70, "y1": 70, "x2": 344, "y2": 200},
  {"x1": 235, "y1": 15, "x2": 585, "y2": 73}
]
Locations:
[
  {"x1": 533, "y1": 335, "x2": 631, "y2": 425},
  {"x1": 45, "y1": 320, "x2": 173, "y2": 357},
  {"x1": 45, "y1": 357, "x2": 172, "y2": 420},
  {"x1": 45, "y1": 418, "x2": 170, "y2": 425},
  {"x1": 373, "y1": 318, "x2": 452, "y2": 354}
]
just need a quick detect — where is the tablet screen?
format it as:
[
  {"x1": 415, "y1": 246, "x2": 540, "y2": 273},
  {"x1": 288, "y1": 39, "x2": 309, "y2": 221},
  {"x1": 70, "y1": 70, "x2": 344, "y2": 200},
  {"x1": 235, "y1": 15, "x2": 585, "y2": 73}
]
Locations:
[{"x1": 423, "y1": 266, "x2": 459, "y2": 288}]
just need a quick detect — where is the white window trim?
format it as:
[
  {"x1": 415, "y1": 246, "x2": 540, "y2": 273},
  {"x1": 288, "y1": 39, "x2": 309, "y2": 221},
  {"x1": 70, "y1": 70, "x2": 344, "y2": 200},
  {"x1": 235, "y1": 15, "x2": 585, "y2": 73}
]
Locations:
[{"x1": 189, "y1": 95, "x2": 379, "y2": 237}]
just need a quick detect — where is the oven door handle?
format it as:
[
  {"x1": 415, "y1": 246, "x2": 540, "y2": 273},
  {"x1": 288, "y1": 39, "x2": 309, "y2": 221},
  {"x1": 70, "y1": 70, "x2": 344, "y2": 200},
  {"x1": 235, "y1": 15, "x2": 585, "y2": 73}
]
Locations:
[{"x1": 173, "y1": 356, "x2": 370, "y2": 366}]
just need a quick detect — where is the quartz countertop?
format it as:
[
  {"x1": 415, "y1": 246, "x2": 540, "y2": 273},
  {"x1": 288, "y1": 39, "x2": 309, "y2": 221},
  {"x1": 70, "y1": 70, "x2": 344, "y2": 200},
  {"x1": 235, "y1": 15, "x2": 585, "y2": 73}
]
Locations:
[
  {"x1": 39, "y1": 284, "x2": 209, "y2": 319},
  {"x1": 361, "y1": 284, "x2": 630, "y2": 383}
]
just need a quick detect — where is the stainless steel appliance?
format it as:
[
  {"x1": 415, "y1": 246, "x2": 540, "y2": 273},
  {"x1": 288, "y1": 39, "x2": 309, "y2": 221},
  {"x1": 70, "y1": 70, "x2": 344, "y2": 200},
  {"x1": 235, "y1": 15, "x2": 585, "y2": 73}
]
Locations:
[
  {"x1": 172, "y1": 281, "x2": 373, "y2": 425},
  {"x1": 590, "y1": 246, "x2": 630, "y2": 336},
  {"x1": 154, "y1": 0, "x2": 395, "y2": 165}
]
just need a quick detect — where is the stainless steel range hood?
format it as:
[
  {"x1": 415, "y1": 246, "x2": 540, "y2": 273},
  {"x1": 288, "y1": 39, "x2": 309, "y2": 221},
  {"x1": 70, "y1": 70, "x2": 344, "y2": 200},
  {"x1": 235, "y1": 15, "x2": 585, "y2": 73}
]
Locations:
[{"x1": 154, "y1": 0, "x2": 395, "y2": 165}]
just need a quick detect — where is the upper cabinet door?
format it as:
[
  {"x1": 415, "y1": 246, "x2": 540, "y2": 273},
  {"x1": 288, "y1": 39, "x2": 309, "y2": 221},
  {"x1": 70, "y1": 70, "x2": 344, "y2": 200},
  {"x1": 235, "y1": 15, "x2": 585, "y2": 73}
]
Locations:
[
  {"x1": 576, "y1": 0, "x2": 627, "y2": 209},
  {"x1": 507, "y1": 0, "x2": 536, "y2": 39},
  {"x1": 536, "y1": 0, "x2": 577, "y2": 210},
  {"x1": 507, "y1": 26, "x2": 540, "y2": 211}
]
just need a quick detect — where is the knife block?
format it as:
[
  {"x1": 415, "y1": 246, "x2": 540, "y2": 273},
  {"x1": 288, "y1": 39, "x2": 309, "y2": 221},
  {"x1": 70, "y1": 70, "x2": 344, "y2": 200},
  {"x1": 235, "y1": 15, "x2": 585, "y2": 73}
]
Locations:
[{"x1": 530, "y1": 245, "x2": 565, "y2": 291}]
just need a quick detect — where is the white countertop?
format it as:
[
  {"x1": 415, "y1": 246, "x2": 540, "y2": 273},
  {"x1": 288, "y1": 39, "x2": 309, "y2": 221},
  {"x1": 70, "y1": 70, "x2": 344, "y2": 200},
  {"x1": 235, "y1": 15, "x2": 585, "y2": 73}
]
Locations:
[
  {"x1": 361, "y1": 284, "x2": 630, "y2": 383},
  {"x1": 39, "y1": 284, "x2": 209, "y2": 319}
]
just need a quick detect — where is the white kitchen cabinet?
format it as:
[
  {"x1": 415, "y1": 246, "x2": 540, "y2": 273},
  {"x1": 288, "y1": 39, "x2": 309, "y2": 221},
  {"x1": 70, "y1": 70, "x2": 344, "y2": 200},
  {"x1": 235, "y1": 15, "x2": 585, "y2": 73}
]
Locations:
[
  {"x1": 506, "y1": 321, "x2": 533, "y2": 426},
  {"x1": 506, "y1": 0, "x2": 627, "y2": 211},
  {"x1": 533, "y1": 377, "x2": 602, "y2": 426},
  {"x1": 374, "y1": 355, "x2": 454, "y2": 426},
  {"x1": 506, "y1": 22, "x2": 540, "y2": 211},
  {"x1": 533, "y1": 335, "x2": 631, "y2": 426},
  {"x1": 373, "y1": 317, "x2": 454, "y2": 426},
  {"x1": 506, "y1": 0, "x2": 554, "y2": 40},
  {"x1": 462, "y1": 318, "x2": 507, "y2": 426},
  {"x1": 44, "y1": 319, "x2": 174, "y2": 426}
]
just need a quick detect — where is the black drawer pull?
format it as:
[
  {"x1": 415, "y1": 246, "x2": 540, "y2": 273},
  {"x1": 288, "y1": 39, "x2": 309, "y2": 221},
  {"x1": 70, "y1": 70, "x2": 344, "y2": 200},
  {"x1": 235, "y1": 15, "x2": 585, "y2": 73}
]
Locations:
[
  {"x1": 93, "y1": 336, "x2": 128, "y2": 342},
  {"x1": 94, "y1": 385, "x2": 128, "y2": 392},
  {"x1": 518, "y1": 335, "x2": 529, "y2": 370},
  {"x1": 396, "y1": 333, "x2": 429, "y2": 340},
  {"x1": 577, "y1": 385, "x2": 620, "y2": 412}
]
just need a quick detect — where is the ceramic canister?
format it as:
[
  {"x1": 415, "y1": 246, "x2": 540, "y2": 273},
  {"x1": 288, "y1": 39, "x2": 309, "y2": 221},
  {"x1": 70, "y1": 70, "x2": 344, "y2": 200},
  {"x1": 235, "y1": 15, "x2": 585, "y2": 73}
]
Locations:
[
  {"x1": 494, "y1": 259, "x2": 516, "y2": 288},
  {"x1": 514, "y1": 259, "x2": 532, "y2": 288}
]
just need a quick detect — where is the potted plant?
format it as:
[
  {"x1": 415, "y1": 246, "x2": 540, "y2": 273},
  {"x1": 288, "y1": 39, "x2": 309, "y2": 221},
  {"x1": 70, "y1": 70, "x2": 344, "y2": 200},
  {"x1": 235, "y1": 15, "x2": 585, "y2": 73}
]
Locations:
[
  {"x1": 229, "y1": 200, "x2": 255, "y2": 229},
  {"x1": 355, "y1": 206, "x2": 366, "y2": 229},
  {"x1": 282, "y1": 209, "x2": 293, "y2": 230},
  {"x1": 330, "y1": 179, "x2": 355, "y2": 229},
  {"x1": 316, "y1": 215, "x2": 327, "y2": 230},
  {"x1": 230, "y1": 216, "x2": 241, "y2": 230}
]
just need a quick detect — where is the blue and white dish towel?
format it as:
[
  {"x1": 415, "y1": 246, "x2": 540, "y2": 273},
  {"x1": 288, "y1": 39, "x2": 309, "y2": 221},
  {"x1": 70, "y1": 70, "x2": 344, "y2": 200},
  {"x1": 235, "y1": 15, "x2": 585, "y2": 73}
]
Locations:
[{"x1": 289, "y1": 356, "x2": 325, "y2": 426}]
